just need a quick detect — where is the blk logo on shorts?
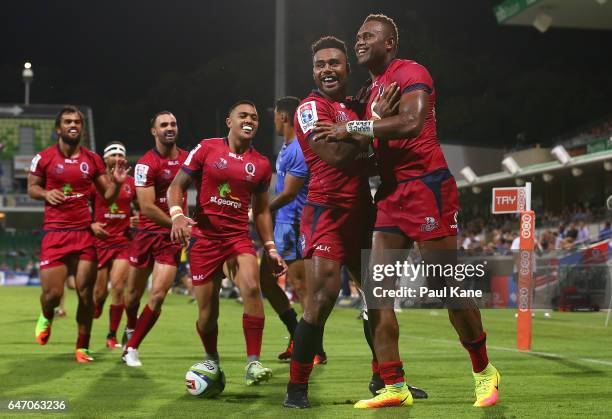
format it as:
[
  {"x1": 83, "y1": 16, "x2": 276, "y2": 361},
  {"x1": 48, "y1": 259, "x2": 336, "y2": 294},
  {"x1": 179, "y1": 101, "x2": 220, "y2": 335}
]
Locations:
[{"x1": 315, "y1": 244, "x2": 331, "y2": 253}]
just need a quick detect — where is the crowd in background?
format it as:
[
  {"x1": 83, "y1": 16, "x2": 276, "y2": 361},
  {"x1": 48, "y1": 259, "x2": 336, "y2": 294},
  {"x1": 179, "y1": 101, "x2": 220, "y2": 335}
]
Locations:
[{"x1": 459, "y1": 204, "x2": 611, "y2": 255}]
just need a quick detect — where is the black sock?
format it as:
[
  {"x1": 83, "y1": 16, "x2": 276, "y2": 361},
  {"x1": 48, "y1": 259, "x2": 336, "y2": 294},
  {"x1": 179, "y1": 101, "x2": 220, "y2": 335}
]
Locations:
[
  {"x1": 279, "y1": 308, "x2": 298, "y2": 338},
  {"x1": 317, "y1": 324, "x2": 325, "y2": 355},
  {"x1": 363, "y1": 315, "x2": 377, "y2": 362},
  {"x1": 292, "y1": 319, "x2": 324, "y2": 364}
]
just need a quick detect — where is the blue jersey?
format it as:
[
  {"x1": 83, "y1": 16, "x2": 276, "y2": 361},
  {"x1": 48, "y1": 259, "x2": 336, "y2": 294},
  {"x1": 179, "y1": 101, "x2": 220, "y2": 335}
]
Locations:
[{"x1": 275, "y1": 139, "x2": 308, "y2": 224}]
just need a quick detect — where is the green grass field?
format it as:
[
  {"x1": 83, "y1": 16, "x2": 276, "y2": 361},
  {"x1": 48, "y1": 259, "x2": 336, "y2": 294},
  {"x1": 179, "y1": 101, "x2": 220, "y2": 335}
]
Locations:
[{"x1": 1, "y1": 287, "x2": 611, "y2": 418}]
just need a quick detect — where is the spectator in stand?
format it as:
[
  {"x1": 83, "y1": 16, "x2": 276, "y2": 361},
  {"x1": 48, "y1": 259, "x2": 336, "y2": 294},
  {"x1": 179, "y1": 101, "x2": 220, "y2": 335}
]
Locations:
[
  {"x1": 599, "y1": 221, "x2": 612, "y2": 241},
  {"x1": 555, "y1": 225, "x2": 566, "y2": 250},
  {"x1": 561, "y1": 223, "x2": 578, "y2": 249},
  {"x1": 575, "y1": 221, "x2": 590, "y2": 246},
  {"x1": 539, "y1": 230, "x2": 555, "y2": 252}
]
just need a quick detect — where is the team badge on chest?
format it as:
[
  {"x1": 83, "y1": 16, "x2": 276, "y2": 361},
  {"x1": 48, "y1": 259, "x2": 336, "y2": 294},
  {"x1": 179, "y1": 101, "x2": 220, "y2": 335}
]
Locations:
[{"x1": 245, "y1": 162, "x2": 256, "y2": 181}]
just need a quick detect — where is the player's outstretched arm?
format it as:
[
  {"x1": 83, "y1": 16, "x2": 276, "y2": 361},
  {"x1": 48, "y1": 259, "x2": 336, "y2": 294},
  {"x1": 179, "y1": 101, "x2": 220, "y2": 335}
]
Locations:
[
  {"x1": 27, "y1": 173, "x2": 64, "y2": 205},
  {"x1": 269, "y1": 174, "x2": 305, "y2": 212},
  {"x1": 167, "y1": 169, "x2": 196, "y2": 246},
  {"x1": 312, "y1": 87, "x2": 426, "y2": 144},
  {"x1": 308, "y1": 133, "x2": 370, "y2": 169},
  {"x1": 253, "y1": 190, "x2": 288, "y2": 277}
]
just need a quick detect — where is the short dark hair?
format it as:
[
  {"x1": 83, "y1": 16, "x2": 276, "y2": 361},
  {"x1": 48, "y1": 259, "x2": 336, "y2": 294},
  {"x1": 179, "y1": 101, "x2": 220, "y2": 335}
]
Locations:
[
  {"x1": 363, "y1": 13, "x2": 399, "y2": 48},
  {"x1": 150, "y1": 110, "x2": 174, "y2": 128},
  {"x1": 228, "y1": 99, "x2": 256, "y2": 116},
  {"x1": 55, "y1": 105, "x2": 84, "y2": 128},
  {"x1": 311, "y1": 36, "x2": 348, "y2": 58},
  {"x1": 275, "y1": 96, "x2": 300, "y2": 121}
]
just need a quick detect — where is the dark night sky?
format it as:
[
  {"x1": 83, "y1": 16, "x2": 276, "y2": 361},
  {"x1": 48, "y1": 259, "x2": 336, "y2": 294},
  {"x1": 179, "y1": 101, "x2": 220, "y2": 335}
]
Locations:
[{"x1": 2, "y1": 0, "x2": 612, "y2": 158}]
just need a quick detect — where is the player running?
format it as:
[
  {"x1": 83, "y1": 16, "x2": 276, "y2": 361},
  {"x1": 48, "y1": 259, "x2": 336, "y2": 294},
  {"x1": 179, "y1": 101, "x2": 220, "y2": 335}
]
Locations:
[
  {"x1": 258, "y1": 96, "x2": 326, "y2": 363},
  {"x1": 168, "y1": 100, "x2": 287, "y2": 386},
  {"x1": 121, "y1": 111, "x2": 188, "y2": 367},
  {"x1": 29, "y1": 106, "x2": 129, "y2": 363},
  {"x1": 314, "y1": 14, "x2": 500, "y2": 408},
  {"x1": 90, "y1": 141, "x2": 136, "y2": 349}
]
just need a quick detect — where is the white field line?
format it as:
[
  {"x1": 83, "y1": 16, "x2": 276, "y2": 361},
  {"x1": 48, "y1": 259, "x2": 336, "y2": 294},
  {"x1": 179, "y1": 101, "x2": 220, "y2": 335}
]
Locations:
[{"x1": 406, "y1": 335, "x2": 612, "y2": 367}]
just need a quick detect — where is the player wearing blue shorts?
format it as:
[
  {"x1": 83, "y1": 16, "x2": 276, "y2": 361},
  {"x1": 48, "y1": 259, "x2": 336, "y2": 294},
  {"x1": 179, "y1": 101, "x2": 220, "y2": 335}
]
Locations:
[{"x1": 259, "y1": 97, "x2": 326, "y2": 364}]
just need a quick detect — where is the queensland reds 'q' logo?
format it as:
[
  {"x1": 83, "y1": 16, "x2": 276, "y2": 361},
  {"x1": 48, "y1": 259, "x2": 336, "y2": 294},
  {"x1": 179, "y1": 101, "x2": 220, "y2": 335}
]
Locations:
[{"x1": 245, "y1": 163, "x2": 256, "y2": 177}]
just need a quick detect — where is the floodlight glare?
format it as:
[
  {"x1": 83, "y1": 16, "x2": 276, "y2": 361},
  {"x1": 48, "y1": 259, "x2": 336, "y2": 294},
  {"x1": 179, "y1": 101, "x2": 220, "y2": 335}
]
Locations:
[
  {"x1": 571, "y1": 167, "x2": 583, "y2": 177},
  {"x1": 460, "y1": 166, "x2": 478, "y2": 184},
  {"x1": 551, "y1": 145, "x2": 571, "y2": 165},
  {"x1": 533, "y1": 12, "x2": 553, "y2": 33},
  {"x1": 501, "y1": 156, "x2": 521, "y2": 175}
]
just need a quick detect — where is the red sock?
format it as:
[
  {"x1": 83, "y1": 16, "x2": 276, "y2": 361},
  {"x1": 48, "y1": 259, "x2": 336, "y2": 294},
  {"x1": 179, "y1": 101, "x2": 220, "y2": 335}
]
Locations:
[
  {"x1": 76, "y1": 332, "x2": 90, "y2": 349},
  {"x1": 371, "y1": 359, "x2": 380, "y2": 375},
  {"x1": 93, "y1": 302, "x2": 103, "y2": 319},
  {"x1": 461, "y1": 332, "x2": 489, "y2": 373},
  {"x1": 290, "y1": 360, "x2": 314, "y2": 384},
  {"x1": 43, "y1": 309, "x2": 54, "y2": 321},
  {"x1": 125, "y1": 303, "x2": 140, "y2": 329},
  {"x1": 109, "y1": 304, "x2": 124, "y2": 334},
  {"x1": 196, "y1": 322, "x2": 218, "y2": 356},
  {"x1": 379, "y1": 361, "x2": 405, "y2": 385},
  {"x1": 127, "y1": 305, "x2": 160, "y2": 349},
  {"x1": 242, "y1": 314, "x2": 264, "y2": 359}
]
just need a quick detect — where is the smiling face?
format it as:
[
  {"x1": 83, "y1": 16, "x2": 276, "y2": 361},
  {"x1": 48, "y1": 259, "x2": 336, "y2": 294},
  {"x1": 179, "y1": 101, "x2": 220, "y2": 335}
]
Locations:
[
  {"x1": 56, "y1": 112, "x2": 83, "y2": 145},
  {"x1": 226, "y1": 103, "x2": 259, "y2": 141},
  {"x1": 355, "y1": 19, "x2": 394, "y2": 68},
  {"x1": 313, "y1": 47, "x2": 349, "y2": 100},
  {"x1": 151, "y1": 113, "x2": 178, "y2": 146}
]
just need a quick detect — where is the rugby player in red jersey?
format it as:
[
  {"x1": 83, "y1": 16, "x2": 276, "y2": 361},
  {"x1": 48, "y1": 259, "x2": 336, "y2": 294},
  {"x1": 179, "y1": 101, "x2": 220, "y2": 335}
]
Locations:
[
  {"x1": 314, "y1": 14, "x2": 500, "y2": 408},
  {"x1": 90, "y1": 141, "x2": 136, "y2": 349},
  {"x1": 121, "y1": 111, "x2": 188, "y2": 367},
  {"x1": 283, "y1": 36, "x2": 384, "y2": 409},
  {"x1": 29, "y1": 106, "x2": 129, "y2": 363},
  {"x1": 168, "y1": 100, "x2": 287, "y2": 385}
]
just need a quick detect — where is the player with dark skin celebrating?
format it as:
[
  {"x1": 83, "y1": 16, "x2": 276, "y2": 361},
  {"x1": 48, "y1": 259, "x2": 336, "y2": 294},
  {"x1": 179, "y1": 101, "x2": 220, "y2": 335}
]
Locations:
[
  {"x1": 313, "y1": 14, "x2": 500, "y2": 408},
  {"x1": 168, "y1": 100, "x2": 287, "y2": 386},
  {"x1": 283, "y1": 36, "x2": 426, "y2": 409},
  {"x1": 30, "y1": 106, "x2": 129, "y2": 363}
]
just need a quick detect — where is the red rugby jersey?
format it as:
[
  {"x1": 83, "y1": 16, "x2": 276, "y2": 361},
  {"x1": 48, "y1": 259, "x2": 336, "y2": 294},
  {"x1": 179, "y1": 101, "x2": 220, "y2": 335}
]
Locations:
[
  {"x1": 364, "y1": 59, "x2": 449, "y2": 188},
  {"x1": 30, "y1": 144, "x2": 105, "y2": 230},
  {"x1": 182, "y1": 137, "x2": 272, "y2": 239},
  {"x1": 134, "y1": 147, "x2": 188, "y2": 233},
  {"x1": 294, "y1": 91, "x2": 369, "y2": 209},
  {"x1": 92, "y1": 176, "x2": 135, "y2": 246}
]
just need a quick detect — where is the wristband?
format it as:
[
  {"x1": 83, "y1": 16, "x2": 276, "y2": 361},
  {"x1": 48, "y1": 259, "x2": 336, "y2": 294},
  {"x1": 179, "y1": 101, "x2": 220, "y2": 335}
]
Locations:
[
  {"x1": 264, "y1": 240, "x2": 275, "y2": 247},
  {"x1": 169, "y1": 205, "x2": 183, "y2": 215},
  {"x1": 346, "y1": 120, "x2": 374, "y2": 138},
  {"x1": 171, "y1": 212, "x2": 185, "y2": 222}
]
